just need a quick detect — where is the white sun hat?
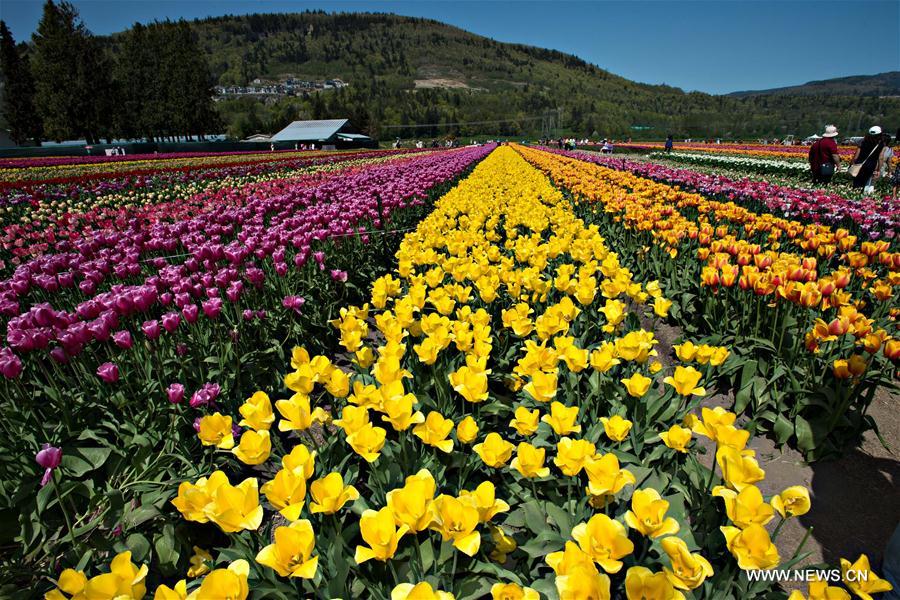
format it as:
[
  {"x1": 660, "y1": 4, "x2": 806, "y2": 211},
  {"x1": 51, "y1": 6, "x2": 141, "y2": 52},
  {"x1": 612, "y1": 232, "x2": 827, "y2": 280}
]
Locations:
[
  {"x1": 869, "y1": 126, "x2": 882, "y2": 135},
  {"x1": 823, "y1": 125, "x2": 839, "y2": 137}
]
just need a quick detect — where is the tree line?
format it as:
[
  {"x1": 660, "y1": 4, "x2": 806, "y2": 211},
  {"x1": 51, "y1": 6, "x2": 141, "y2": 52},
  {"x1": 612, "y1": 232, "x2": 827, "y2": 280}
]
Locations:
[{"x1": 0, "y1": 0, "x2": 219, "y2": 145}]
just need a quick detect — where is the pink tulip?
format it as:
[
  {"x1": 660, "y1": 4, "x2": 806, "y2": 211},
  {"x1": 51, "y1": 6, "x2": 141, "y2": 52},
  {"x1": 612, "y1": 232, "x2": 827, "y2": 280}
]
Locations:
[
  {"x1": 35, "y1": 443, "x2": 62, "y2": 487},
  {"x1": 167, "y1": 383, "x2": 185, "y2": 404},
  {"x1": 96, "y1": 362, "x2": 119, "y2": 383}
]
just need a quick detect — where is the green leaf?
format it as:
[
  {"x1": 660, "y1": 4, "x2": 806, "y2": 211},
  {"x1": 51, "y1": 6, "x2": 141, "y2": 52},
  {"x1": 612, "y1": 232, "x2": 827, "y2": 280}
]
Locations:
[
  {"x1": 60, "y1": 447, "x2": 112, "y2": 477},
  {"x1": 126, "y1": 532, "x2": 151, "y2": 562},
  {"x1": 794, "y1": 416, "x2": 815, "y2": 452},
  {"x1": 773, "y1": 414, "x2": 793, "y2": 445}
]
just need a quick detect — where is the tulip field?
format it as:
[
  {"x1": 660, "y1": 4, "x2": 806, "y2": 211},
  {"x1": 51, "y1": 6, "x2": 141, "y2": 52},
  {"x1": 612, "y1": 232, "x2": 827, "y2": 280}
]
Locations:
[{"x1": 0, "y1": 143, "x2": 896, "y2": 599}]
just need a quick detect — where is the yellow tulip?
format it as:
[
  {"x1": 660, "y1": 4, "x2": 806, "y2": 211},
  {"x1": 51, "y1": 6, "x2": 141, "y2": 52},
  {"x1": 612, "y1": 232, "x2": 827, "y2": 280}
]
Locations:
[
  {"x1": 430, "y1": 494, "x2": 481, "y2": 556},
  {"x1": 653, "y1": 297, "x2": 673, "y2": 318},
  {"x1": 186, "y1": 560, "x2": 249, "y2": 600},
  {"x1": 659, "y1": 425, "x2": 692, "y2": 453},
  {"x1": 459, "y1": 481, "x2": 510, "y2": 523},
  {"x1": 716, "y1": 446, "x2": 766, "y2": 491},
  {"x1": 186, "y1": 546, "x2": 212, "y2": 578},
  {"x1": 322, "y1": 365, "x2": 350, "y2": 398},
  {"x1": 386, "y1": 469, "x2": 436, "y2": 533},
  {"x1": 554, "y1": 336, "x2": 589, "y2": 372},
  {"x1": 205, "y1": 476, "x2": 264, "y2": 533},
  {"x1": 333, "y1": 405, "x2": 370, "y2": 435},
  {"x1": 255, "y1": 519, "x2": 318, "y2": 579},
  {"x1": 172, "y1": 471, "x2": 228, "y2": 524},
  {"x1": 712, "y1": 485, "x2": 775, "y2": 528},
  {"x1": 600, "y1": 299, "x2": 628, "y2": 333},
  {"x1": 456, "y1": 416, "x2": 479, "y2": 444},
  {"x1": 473, "y1": 432, "x2": 515, "y2": 468},
  {"x1": 509, "y1": 406, "x2": 540, "y2": 436},
  {"x1": 391, "y1": 582, "x2": 455, "y2": 600},
  {"x1": 238, "y1": 391, "x2": 275, "y2": 431},
  {"x1": 381, "y1": 382, "x2": 425, "y2": 431},
  {"x1": 660, "y1": 537, "x2": 714, "y2": 590},
  {"x1": 154, "y1": 579, "x2": 187, "y2": 599},
  {"x1": 490, "y1": 582, "x2": 540, "y2": 600},
  {"x1": 232, "y1": 429, "x2": 271, "y2": 466},
  {"x1": 541, "y1": 401, "x2": 581, "y2": 436},
  {"x1": 197, "y1": 412, "x2": 235, "y2": 449},
  {"x1": 673, "y1": 341, "x2": 698, "y2": 362},
  {"x1": 715, "y1": 425, "x2": 751, "y2": 452},
  {"x1": 355, "y1": 507, "x2": 408, "y2": 563},
  {"x1": 787, "y1": 580, "x2": 851, "y2": 600},
  {"x1": 511, "y1": 442, "x2": 550, "y2": 479},
  {"x1": 663, "y1": 365, "x2": 706, "y2": 396},
  {"x1": 261, "y1": 467, "x2": 307, "y2": 521},
  {"x1": 621, "y1": 373, "x2": 652, "y2": 398},
  {"x1": 687, "y1": 406, "x2": 736, "y2": 442},
  {"x1": 281, "y1": 444, "x2": 316, "y2": 480},
  {"x1": 309, "y1": 472, "x2": 359, "y2": 514},
  {"x1": 721, "y1": 524, "x2": 780, "y2": 570},
  {"x1": 489, "y1": 525, "x2": 517, "y2": 563},
  {"x1": 600, "y1": 415, "x2": 633, "y2": 442},
  {"x1": 771, "y1": 486, "x2": 811, "y2": 518},
  {"x1": 347, "y1": 423, "x2": 387, "y2": 462},
  {"x1": 449, "y1": 364, "x2": 491, "y2": 403},
  {"x1": 275, "y1": 393, "x2": 317, "y2": 432},
  {"x1": 73, "y1": 551, "x2": 148, "y2": 600},
  {"x1": 584, "y1": 453, "x2": 636, "y2": 498},
  {"x1": 348, "y1": 381, "x2": 383, "y2": 411},
  {"x1": 840, "y1": 554, "x2": 893, "y2": 599},
  {"x1": 554, "y1": 437, "x2": 596, "y2": 476},
  {"x1": 413, "y1": 411, "x2": 455, "y2": 453},
  {"x1": 523, "y1": 369, "x2": 558, "y2": 403},
  {"x1": 624, "y1": 489, "x2": 680, "y2": 538},
  {"x1": 625, "y1": 566, "x2": 685, "y2": 600},
  {"x1": 571, "y1": 513, "x2": 634, "y2": 573},
  {"x1": 590, "y1": 344, "x2": 620, "y2": 373}
]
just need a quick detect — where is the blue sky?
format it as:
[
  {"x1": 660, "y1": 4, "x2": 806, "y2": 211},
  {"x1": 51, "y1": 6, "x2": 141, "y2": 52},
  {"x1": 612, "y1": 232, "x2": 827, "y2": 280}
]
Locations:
[{"x1": 2, "y1": 0, "x2": 898, "y2": 94}]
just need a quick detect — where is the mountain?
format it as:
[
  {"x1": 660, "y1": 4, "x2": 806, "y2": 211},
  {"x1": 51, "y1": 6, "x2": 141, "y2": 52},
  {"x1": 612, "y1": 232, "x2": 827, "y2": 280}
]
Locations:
[
  {"x1": 106, "y1": 12, "x2": 900, "y2": 140},
  {"x1": 730, "y1": 72, "x2": 900, "y2": 98}
]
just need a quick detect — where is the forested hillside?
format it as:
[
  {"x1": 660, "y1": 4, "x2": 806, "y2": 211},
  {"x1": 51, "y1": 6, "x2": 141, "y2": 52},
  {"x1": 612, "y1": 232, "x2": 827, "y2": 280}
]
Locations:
[{"x1": 155, "y1": 11, "x2": 897, "y2": 140}]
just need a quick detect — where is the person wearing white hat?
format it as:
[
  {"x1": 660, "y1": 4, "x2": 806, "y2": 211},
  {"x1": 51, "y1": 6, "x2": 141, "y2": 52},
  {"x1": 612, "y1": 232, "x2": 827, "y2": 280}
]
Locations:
[
  {"x1": 849, "y1": 126, "x2": 886, "y2": 192},
  {"x1": 808, "y1": 125, "x2": 841, "y2": 184}
]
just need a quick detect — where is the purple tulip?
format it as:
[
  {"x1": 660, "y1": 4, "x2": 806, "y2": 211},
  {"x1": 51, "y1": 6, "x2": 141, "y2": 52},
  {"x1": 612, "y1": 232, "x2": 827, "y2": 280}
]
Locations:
[
  {"x1": 242, "y1": 309, "x2": 255, "y2": 321},
  {"x1": 0, "y1": 348, "x2": 23, "y2": 379},
  {"x1": 142, "y1": 319, "x2": 161, "y2": 340},
  {"x1": 192, "y1": 417, "x2": 202, "y2": 432},
  {"x1": 282, "y1": 295, "x2": 305, "y2": 314},
  {"x1": 161, "y1": 312, "x2": 180, "y2": 333},
  {"x1": 330, "y1": 269, "x2": 348, "y2": 282},
  {"x1": 181, "y1": 304, "x2": 199, "y2": 324},
  {"x1": 202, "y1": 298, "x2": 222, "y2": 319},
  {"x1": 112, "y1": 330, "x2": 133, "y2": 349},
  {"x1": 190, "y1": 382, "x2": 220, "y2": 408},
  {"x1": 96, "y1": 362, "x2": 119, "y2": 383},
  {"x1": 167, "y1": 383, "x2": 185, "y2": 404},
  {"x1": 35, "y1": 443, "x2": 62, "y2": 487}
]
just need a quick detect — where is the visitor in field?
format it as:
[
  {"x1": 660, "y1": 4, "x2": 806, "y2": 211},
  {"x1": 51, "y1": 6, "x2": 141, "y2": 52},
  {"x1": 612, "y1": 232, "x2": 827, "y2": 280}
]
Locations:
[
  {"x1": 665, "y1": 134, "x2": 674, "y2": 152},
  {"x1": 849, "y1": 126, "x2": 885, "y2": 193},
  {"x1": 808, "y1": 125, "x2": 841, "y2": 184},
  {"x1": 877, "y1": 133, "x2": 894, "y2": 178}
]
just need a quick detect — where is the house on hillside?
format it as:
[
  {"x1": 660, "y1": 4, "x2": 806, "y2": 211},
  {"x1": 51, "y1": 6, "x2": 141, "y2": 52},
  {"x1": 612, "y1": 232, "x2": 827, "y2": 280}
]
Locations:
[{"x1": 269, "y1": 119, "x2": 376, "y2": 149}]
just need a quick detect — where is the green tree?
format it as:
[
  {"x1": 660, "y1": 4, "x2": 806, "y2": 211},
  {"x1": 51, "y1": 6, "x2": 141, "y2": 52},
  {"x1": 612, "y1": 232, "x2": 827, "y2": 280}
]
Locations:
[
  {"x1": 30, "y1": 0, "x2": 114, "y2": 143},
  {"x1": 0, "y1": 20, "x2": 42, "y2": 145}
]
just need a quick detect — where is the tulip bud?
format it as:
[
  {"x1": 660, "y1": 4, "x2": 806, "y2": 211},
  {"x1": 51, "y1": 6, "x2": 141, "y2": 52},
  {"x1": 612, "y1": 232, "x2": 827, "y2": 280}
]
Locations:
[{"x1": 96, "y1": 362, "x2": 119, "y2": 383}]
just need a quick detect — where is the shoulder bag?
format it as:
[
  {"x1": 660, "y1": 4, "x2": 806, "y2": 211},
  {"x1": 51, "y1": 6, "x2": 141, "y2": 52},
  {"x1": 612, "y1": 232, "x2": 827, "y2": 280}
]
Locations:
[{"x1": 849, "y1": 144, "x2": 881, "y2": 177}]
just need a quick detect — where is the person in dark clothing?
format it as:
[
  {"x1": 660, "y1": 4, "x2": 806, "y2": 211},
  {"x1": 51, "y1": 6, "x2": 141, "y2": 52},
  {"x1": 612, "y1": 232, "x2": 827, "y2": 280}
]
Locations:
[
  {"x1": 808, "y1": 125, "x2": 841, "y2": 184},
  {"x1": 665, "y1": 135, "x2": 674, "y2": 152},
  {"x1": 850, "y1": 126, "x2": 885, "y2": 191}
]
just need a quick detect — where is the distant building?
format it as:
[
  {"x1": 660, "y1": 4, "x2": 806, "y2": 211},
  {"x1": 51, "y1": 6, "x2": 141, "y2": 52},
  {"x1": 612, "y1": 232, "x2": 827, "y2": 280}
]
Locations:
[
  {"x1": 242, "y1": 133, "x2": 272, "y2": 143},
  {"x1": 269, "y1": 119, "x2": 376, "y2": 148}
]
